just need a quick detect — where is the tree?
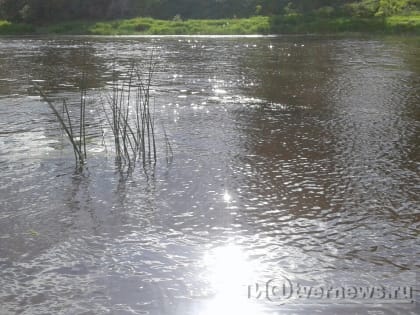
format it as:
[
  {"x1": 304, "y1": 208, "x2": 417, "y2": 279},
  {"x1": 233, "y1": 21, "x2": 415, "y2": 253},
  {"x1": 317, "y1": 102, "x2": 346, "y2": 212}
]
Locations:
[
  {"x1": 1, "y1": 0, "x2": 418, "y2": 24},
  {"x1": 0, "y1": 0, "x2": 25, "y2": 21},
  {"x1": 376, "y1": 0, "x2": 411, "y2": 16}
]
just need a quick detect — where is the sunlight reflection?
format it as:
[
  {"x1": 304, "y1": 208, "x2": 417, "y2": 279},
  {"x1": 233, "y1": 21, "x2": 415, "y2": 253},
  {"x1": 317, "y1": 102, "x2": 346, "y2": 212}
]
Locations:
[
  {"x1": 223, "y1": 191, "x2": 232, "y2": 203},
  {"x1": 198, "y1": 295, "x2": 266, "y2": 315},
  {"x1": 199, "y1": 244, "x2": 265, "y2": 315},
  {"x1": 204, "y1": 245, "x2": 252, "y2": 291}
]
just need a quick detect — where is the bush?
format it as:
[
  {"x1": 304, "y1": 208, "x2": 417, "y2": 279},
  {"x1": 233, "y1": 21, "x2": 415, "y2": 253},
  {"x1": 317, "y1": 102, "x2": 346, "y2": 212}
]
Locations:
[
  {"x1": 0, "y1": 20, "x2": 34, "y2": 34},
  {"x1": 280, "y1": 13, "x2": 303, "y2": 25},
  {"x1": 134, "y1": 22, "x2": 151, "y2": 31},
  {"x1": 315, "y1": 6, "x2": 336, "y2": 18},
  {"x1": 343, "y1": 1, "x2": 380, "y2": 17},
  {"x1": 376, "y1": 0, "x2": 411, "y2": 16},
  {"x1": 89, "y1": 22, "x2": 115, "y2": 35}
]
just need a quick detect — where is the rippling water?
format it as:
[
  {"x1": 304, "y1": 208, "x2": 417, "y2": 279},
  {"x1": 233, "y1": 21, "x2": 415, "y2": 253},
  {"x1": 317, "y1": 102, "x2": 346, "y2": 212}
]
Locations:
[{"x1": 0, "y1": 36, "x2": 419, "y2": 315}]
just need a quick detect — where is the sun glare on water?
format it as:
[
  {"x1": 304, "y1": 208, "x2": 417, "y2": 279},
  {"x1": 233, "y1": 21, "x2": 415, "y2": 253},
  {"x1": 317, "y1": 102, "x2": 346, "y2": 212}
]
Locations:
[
  {"x1": 198, "y1": 244, "x2": 265, "y2": 315},
  {"x1": 223, "y1": 191, "x2": 232, "y2": 203}
]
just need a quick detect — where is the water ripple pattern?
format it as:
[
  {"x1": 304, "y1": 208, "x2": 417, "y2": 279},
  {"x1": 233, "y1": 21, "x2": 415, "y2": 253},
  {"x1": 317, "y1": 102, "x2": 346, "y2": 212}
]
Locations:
[{"x1": 0, "y1": 36, "x2": 419, "y2": 315}]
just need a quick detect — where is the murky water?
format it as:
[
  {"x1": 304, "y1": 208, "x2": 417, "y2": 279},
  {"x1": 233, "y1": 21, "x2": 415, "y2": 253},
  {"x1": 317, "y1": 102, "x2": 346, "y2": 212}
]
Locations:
[{"x1": 0, "y1": 35, "x2": 419, "y2": 315}]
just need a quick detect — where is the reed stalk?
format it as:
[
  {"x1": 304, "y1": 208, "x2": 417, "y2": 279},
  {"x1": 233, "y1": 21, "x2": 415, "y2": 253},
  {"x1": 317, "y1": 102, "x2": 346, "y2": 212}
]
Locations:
[
  {"x1": 38, "y1": 55, "x2": 170, "y2": 170},
  {"x1": 102, "y1": 60, "x2": 158, "y2": 167},
  {"x1": 37, "y1": 87, "x2": 86, "y2": 166}
]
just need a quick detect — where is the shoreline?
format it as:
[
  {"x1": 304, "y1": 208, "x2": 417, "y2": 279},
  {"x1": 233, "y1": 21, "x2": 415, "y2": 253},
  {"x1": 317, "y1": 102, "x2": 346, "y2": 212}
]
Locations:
[{"x1": 1, "y1": 15, "x2": 419, "y2": 36}]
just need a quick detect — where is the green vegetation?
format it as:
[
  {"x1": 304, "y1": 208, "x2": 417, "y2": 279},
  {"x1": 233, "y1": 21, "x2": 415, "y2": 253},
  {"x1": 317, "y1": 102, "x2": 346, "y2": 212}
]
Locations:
[
  {"x1": 37, "y1": 63, "x2": 162, "y2": 168},
  {"x1": 0, "y1": 19, "x2": 33, "y2": 34},
  {"x1": 1, "y1": 1, "x2": 420, "y2": 35},
  {"x1": 28, "y1": 229, "x2": 40, "y2": 237},
  {"x1": 36, "y1": 86, "x2": 88, "y2": 166},
  {"x1": 2, "y1": 15, "x2": 420, "y2": 36},
  {"x1": 36, "y1": 16, "x2": 271, "y2": 35},
  {"x1": 270, "y1": 13, "x2": 420, "y2": 34}
]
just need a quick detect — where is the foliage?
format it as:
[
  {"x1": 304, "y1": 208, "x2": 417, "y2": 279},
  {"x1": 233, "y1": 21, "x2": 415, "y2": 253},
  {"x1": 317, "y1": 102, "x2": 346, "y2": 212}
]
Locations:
[
  {"x1": 343, "y1": 0, "x2": 380, "y2": 17},
  {"x1": 1, "y1": 0, "x2": 419, "y2": 24},
  {"x1": 0, "y1": 19, "x2": 34, "y2": 34},
  {"x1": 343, "y1": 0, "x2": 419, "y2": 17},
  {"x1": 1, "y1": 0, "x2": 420, "y2": 35},
  {"x1": 315, "y1": 6, "x2": 336, "y2": 17},
  {"x1": 385, "y1": 13, "x2": 420, "y2": 31},
  {"x1": 376, "y1": 0, "x2": 412, "y2": 16},
  {"x1": 269, "y1": 13, "x2": 420, "y2": 34},
  {"x1": 39, "y1": 16, "x2": 270, "y2": 35}
]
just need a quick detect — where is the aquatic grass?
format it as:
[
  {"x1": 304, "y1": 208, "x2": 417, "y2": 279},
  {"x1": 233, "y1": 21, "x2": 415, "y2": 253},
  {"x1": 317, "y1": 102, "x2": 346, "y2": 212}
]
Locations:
[
  {"x1": 36, "y1": 47, "x2": 91, "y2": 168},
  {"x1": 101, "y1": 59, "x2": 158, "y2": 167},
  {"x1": 37, "y1": 58, "x2": 167, "y2": 169},
  {"x1": 37, "y1": 87, "x2": 87, "y2": 166}
]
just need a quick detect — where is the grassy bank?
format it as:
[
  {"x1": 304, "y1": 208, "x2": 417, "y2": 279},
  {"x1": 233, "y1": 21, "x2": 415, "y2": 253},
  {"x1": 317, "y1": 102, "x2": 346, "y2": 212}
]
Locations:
[
  {"x1": 0, "y1": 20, "x2": 34, "y2": 35},
  {"x1": 1, "y1": 15, "x2": 420, "y2": 36},
  {"x1": 39, "y1": 16, "x2": 271, "y2": 35},
  {"x1": 269, "y1": 14, "x2": 420, "y2": 35}
]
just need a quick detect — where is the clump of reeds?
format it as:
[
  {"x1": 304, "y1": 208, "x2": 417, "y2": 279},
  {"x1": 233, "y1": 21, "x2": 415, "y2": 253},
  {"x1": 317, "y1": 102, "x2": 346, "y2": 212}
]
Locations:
[
  {"x1": 101, "y1": 60, "x2": 157, "y2": 167},
  {"x1": 38, "y1": 56, "x2": 171, "y2": 170},
  {"x1": 36, "y1": 84, "x2": 88, "y2": 166}
]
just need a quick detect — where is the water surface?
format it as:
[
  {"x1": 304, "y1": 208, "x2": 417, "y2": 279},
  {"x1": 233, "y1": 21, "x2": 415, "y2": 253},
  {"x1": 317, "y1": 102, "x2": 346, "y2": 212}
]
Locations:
[{"x1": 0, "y1": 35, "x2": 419, "y2": 315}]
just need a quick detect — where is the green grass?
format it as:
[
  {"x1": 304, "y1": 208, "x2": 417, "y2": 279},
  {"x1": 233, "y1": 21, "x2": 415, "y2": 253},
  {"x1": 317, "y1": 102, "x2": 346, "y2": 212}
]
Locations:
[
  {"x1": 270, "y1": 14, "x2": 420, "y2": 35},
  {"x1": 48, "y1": 16, "x2": 271, "y2": 35},
  {"x1": 385, "y1": 14, "x2": 420, "y2": 33},
  {"x1": 36, "y1": 20, "x2": 93, "y2": 35},
  {"x1": 1, "y1": 15, "x2": 420, "y2": 36},
  {"x1": 0, "y1": 20, "x2": 34, "y2": 35}
]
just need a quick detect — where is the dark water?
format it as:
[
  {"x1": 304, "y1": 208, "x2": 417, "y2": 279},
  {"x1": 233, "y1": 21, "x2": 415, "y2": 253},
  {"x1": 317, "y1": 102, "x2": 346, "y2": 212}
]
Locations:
[{"x1": 0, "y1": 35, "x2": 419, "y2": 315}]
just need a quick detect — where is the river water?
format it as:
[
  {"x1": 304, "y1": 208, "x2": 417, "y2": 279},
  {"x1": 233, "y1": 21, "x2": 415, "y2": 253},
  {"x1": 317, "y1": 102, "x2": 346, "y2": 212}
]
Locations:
[{"x1": 0, "y1": 35, "x2": 419, "y2": 315}]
